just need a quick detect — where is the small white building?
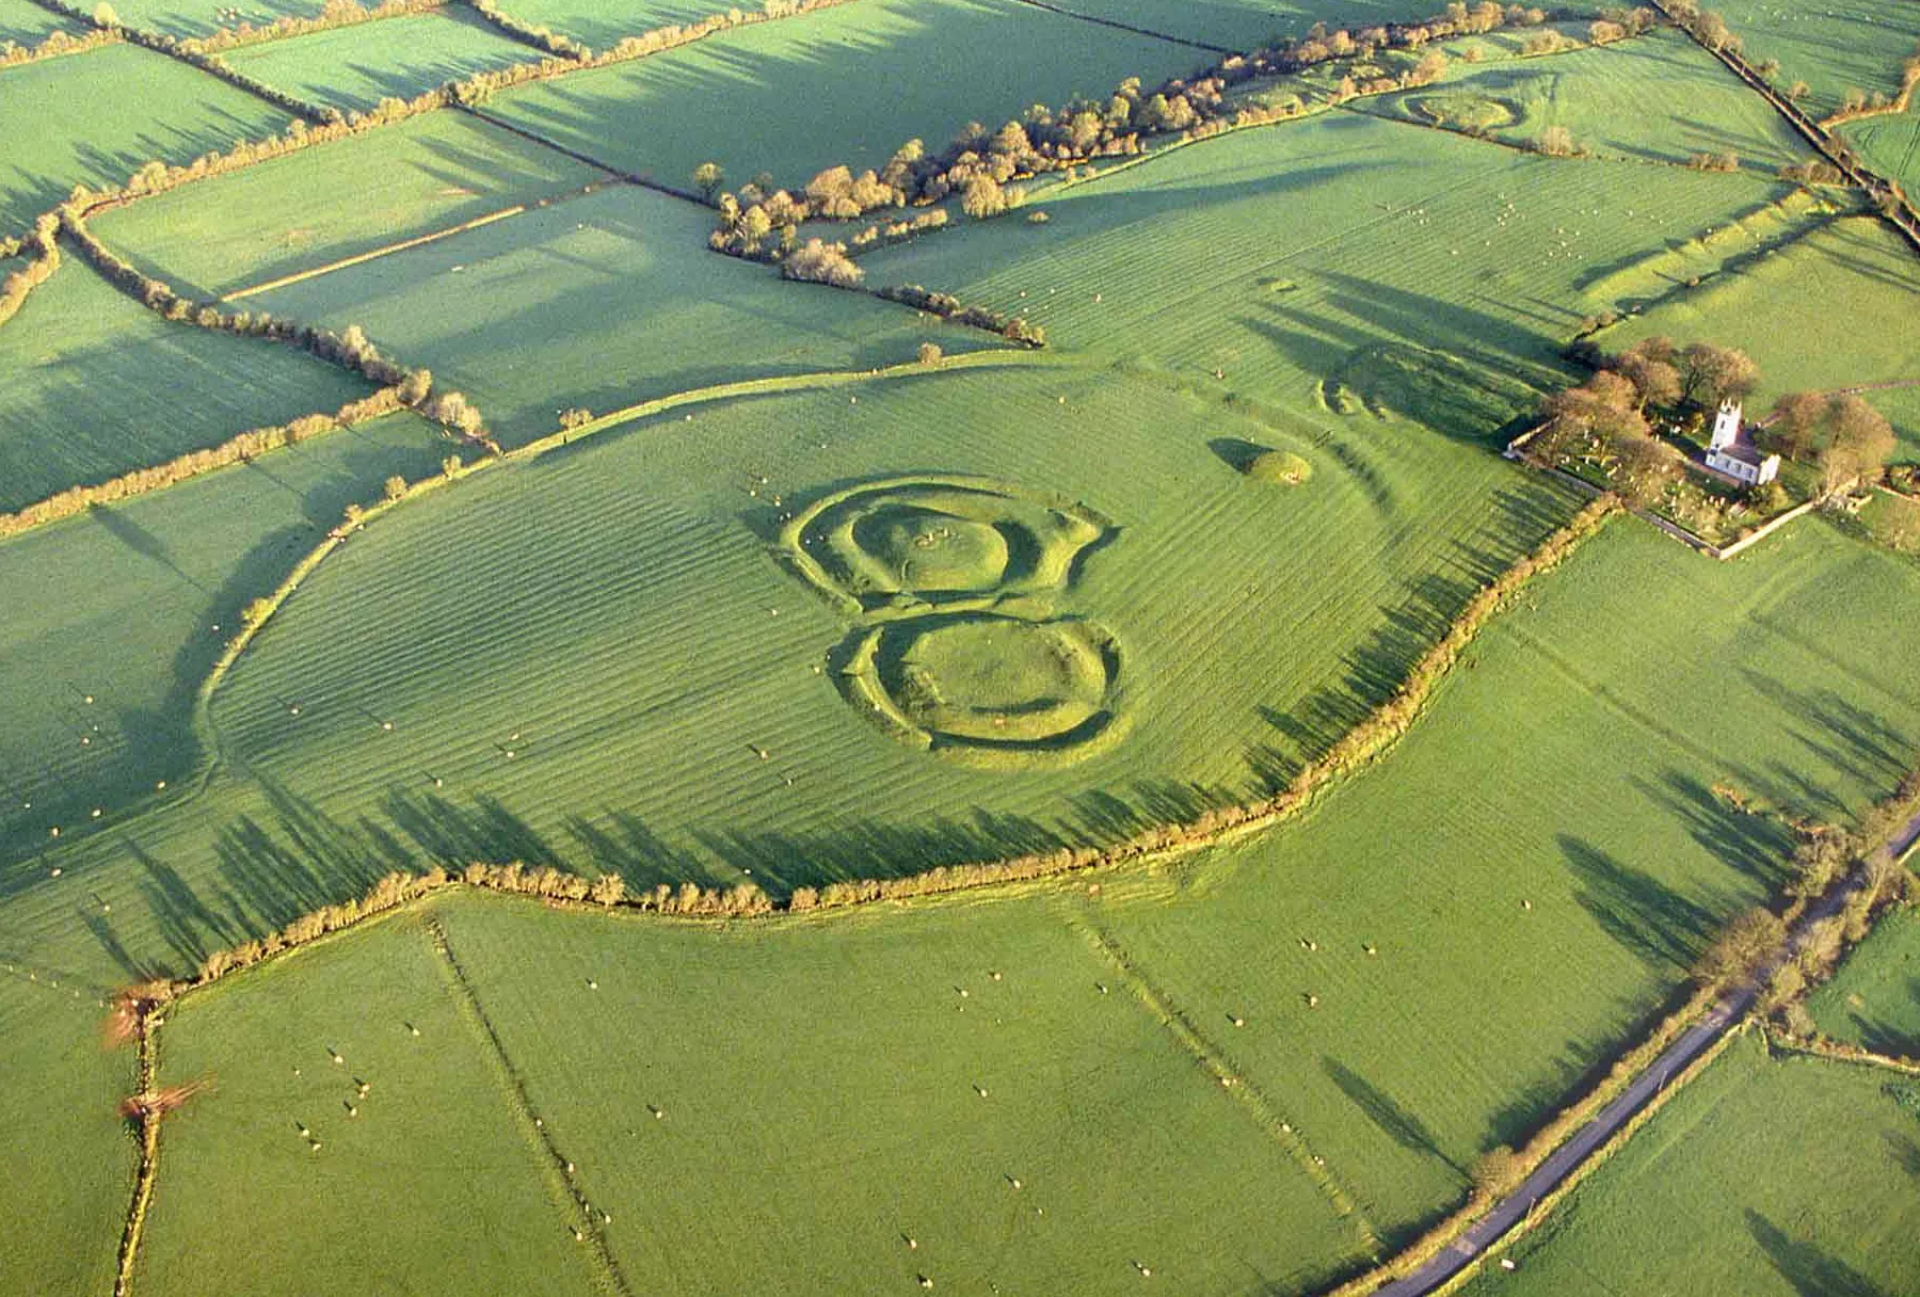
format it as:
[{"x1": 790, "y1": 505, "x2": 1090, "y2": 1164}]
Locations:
[{"x1": 1702, "y1": 400, "x2": 1780, "y2": 486}]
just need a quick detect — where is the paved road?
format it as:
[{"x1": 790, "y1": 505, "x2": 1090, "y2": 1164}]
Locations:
[{"x1": 1369, "y1": 859, "x2": 1890, "y2": 1297}]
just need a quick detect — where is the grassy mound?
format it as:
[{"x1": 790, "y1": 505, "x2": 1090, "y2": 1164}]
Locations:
[
  {"x1": 1408, "y1": 92, "x2": 1518, "y2": 132},
  {"x1": 1245, "y1": 449, "x2": 1314, "y2": 486}
]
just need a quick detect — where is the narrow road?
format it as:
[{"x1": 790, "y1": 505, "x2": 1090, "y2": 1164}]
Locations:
[{"x1": 1370, "y1": 871, "x2": 1874, "y2": 1296}]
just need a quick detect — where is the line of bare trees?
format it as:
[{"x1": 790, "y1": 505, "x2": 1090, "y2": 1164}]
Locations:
[
  {"x1": 0, "y1": 20, "x2": 119, "y2": 67},
  {"x1": 0, "y1": 212, "x2": 60, "y2": 329},
  {"x1": 876, "y1": 284, "x2": 1047, "y2": 347}
]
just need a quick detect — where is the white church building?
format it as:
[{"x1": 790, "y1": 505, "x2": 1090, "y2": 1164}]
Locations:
[{"x1": 1702, "y1": 399, "x2": 1781, "y2": 486}]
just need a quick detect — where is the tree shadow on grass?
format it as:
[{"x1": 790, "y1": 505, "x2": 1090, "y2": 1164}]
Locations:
[
  {"x1": 1323, "y1": 1056, "x2": 1461, "y2": 1172},
  {"x1": 1747, "y1": 1210, "x2": 1891, "y2": 1297},
  {"x1": 1637, "y1": 770, "x2": 1797, "y2": 887},
  {"x1": 1561, "y1": 834, "x2": 1720, "y2": 972}
]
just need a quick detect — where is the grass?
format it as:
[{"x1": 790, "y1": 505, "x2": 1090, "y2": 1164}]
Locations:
[
  {"x1": 1355, "y1": 29, "x2": 1815, "y2": 174},
  {"x1": 1843, "y1": 109, "x2": 1920, "y2": 196},
  {"x1": 1462, "y1": 1034, "x2": 1920, "y2": 1295},
  {"x1": 481, "y1": 0, "x2": 1214, "y2": 189},
  {"x1": 94, "y1": 110, "x2": 605, "y2": 299},
  {"x1": 225, "y1": 8, "x2": 542, "y2": 112},
  {"x1": 0, "y1": 972, "x2": 134, "y2": 1297},
  {"x1": 1713, "y1": 0, "x2": 1920, "y2": 117},
  {"x1": 424, "y1": 888, "x2": 1370, "y2": 1295},
  {"x1": 1037, "y1": 0, "x2": 1510, "y2": 48},
  {"x1": 0, "y1": 42, "x2": 289, "y2": 234},
  {"x1": 1809, "y1": 905, "x2": 1920, "y2": 1056},
  {"x1": 109, "y1": 0, "x2": 325, "y2": 40},
  {"x1": 0, "y1": 411, "x2": 453, "y2": 882},
  {"x1": 485, "y1": 0, "x2": 765, "y2": 52},
  {"x1": 1603, "y1": 216, "x2": 1920, "y2": 460},
  {"x1": 0, "y1": 0, "x2": 87, "y2": 45},
  {"x1": 860, "y1": 111, "x2": 1813, "y2": 425},
  {"x1": 1082, "y1": 517, "x2": 1920, "y2": 1241},
  {"x1": 132, "y1": 906, "x2": 604, "y2": 1297},
  {"x1": 0, "y1": 256, "x2": 373, "y2": 512},
  {"x1": 245, "y1": 183, "x2": 992, "y2": 443}
]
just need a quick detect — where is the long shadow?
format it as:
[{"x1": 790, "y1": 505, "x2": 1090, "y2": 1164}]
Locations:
[
  {"x1": 1324, "y1": 1056, "x2": 1460, "y2": 1171},
  {"x1": 1637, "y1": 770, "x2": 1796, "y2": 886},
  {"x1": 1561, "y1": 834, "x2": 1720, "y2": 971},
  {"x1": 1847, "y1": 975, "x2": 1920, "y2": 1058},
  {"x1": 1747, "y1": 1210, "x2": 1891, "y2": 1297}
]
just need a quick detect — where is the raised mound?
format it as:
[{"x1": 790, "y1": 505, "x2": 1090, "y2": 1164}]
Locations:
[
  {"x1": 1408, "y1": 92, "x2": 1518, "y2": 132},
  {"x1": 1245, "y1": 450, "x2": 1313, "y2": 486},
  {"x1": 781, "y1": 475, "x2": 1112, "y2": 619},
  {"x1": 841, "y1": 616, "x2": 1124, "y2": 766}
]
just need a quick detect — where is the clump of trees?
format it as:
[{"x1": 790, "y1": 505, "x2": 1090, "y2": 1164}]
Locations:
[
  {"x1": 1766, "y1": 389, "x2": 1897, "y2": 489},
  {"x1": 780, "y1": 238, "x2": 864, "y2": 288},
  {"x1": 1687, "y1": 151, "x2": 1740, "y2": 172},
  {"x1": 876, "y1": 284, "x2": 1047, "y2": 346},
  {"x1": 1666, "y1": 0, "x2": 1739, "y2": 53},
  {"x1": 1530, "y1": 124, "x2": 1585, "y2": 158}
]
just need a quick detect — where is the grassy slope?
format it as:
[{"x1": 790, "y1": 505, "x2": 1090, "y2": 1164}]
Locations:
[
  {"x1": 860, "y1": 112, "x2": 1811, "y2": 419},
  {"x1": 482, "y1": 0, "x2": 1213, "y2": 188},
  {"x1": 1713, "y1": 0, "x2": 1920, "y2": 117},
  {"x1": 0, "y1": 257, "x2": 373, "y2": 512},
  {"x1": 1463, "y1": 1034, "x2": 1920, "y2": 1296},
  {"x1": 1356, "y1": 29, "x2": 1813, "y2": 174},
  {"x1": 0, "y1": 972, "x2": 133, "y2": 1297},
  {"x1": 1809, "y1": 904, "x2": 1920, "y2": 1055},
  {"x1": 134, "y1": 907, "x2": 602, "y2": 1297},
  {"x1": 491, "y1": 0, "x2": 760, "y2": 51},
  {"x1": 0, "y1": 412, "x2": 452, "y2": 886},
  {"x1": 246, "y1": 183, "x2": 986, "y2": 442},
  {"x1": 94, "y1": 110, "x2": 605, "y2": 298},
  {"x1": 432, "y1": 889, "x2": 1367, "y2": 1296},
  {"x1": 0, "y1": 43, "x2": 289, "y2": 234},
  {"x1": 225, "y1": 8, "x2": 540, "y2": 112},
  {"x1": 111, "y1": 0, "x2": 321, "y2": 40},
  {"x1": 1603, "y1": 216, "x2": 1920, "y2": 459},
  {"x1": 0, "y1": 0, "x2": 86, "y2": 44},
  {"x1": 1088, "y1": 518, "x2": 1920, "y2": 1239}
]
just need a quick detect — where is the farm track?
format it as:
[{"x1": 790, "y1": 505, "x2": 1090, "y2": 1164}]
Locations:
[
  {"x1": 1067, "y1": 912, "x2": 1385, "y2": 1253},
  {"x1": 426, "y1": 915, "x2": 633, "y2": 1297}
]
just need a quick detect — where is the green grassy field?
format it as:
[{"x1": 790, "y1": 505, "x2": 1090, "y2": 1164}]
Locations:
[
  {"x1": 487, "y1": 0, "x2": 764, "y2": 51},
  {"x1": 134, "y1": 906, "x2": 603, "y2": 1297},
  {"x1": 0, "y1": 0, "x2": 87, "y2": 45},
  {"x1": 482, "y1": 0, "x2": 1212, "y2": 189},
  {"x1": 109, "y1": 0, "x2": 323, "y2": 40},
  {"x1": 0, "y1": 258, "x2": 374, "y2": 512},
  {"x1": 1048, "y1": 0, "x2": 1506, "y2": 47},
  {"x1": 0, "y1": 972, "x2": 134, "y2": 1297},
  {"x1": 94, "y1": 110, "x2": 605, "y2": 298},
  {"x1": 1713, "y1": 0, "x2": 1920, "y2": 117},
  {"x1": 1355, "y1": 30, "x2": 1814, "y2": 174},
  {"x1": 1843, "y1": 109, "x2": 1920, "y2": 197},
  {"x1": 0, "y1": 411, "x2": 452, "y2": 890},
  {"x1": 246, "y1": 182, "x2": 987, "y2": 442},
  {"x1": 1081, "y1": 516, "x2": 1920, "y2": 1238},
  {"x1": 1462, "y1": 1034, "x2": 1920, "y2": 1296},
  {"x1": 1809, "y1": 904, "x2": 1920, "y2": 1055},
  {"x1": 1603, "y1": 216, "x2": 1920, "y2": 458},
  {"x1": 0, "y1": 42, "x2": 290, "y2": 234},
  {"x1": 860, "y1": 111, "x2": 1813, "y2": 419},
  {"x1": 225, "y1": 9, "x2": 540, "y2": 112}
]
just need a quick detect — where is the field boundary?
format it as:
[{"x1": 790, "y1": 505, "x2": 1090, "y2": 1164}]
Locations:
[
  {"x1": 220, "y1": 203, "x2": 532, "y2": 300},
  {"x1": 1069, "y1": 914, "x2": 1385, "y2": 1254},
  {"x1": 426, "y1": 915, "x2": 632, "y2": 1295},
  {"x1": 1002, "y1": 0, "x2": 1232, "y2": 54},
  {"x1": 459, "y1": 105, "x2": 708, "y2": 204}
]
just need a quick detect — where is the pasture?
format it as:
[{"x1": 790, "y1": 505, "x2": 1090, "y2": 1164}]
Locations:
[
  {"x1": 0, "y1": 411, "x2": 452, "y2": 882},
  {"x1": 1712, "y1": 0, "x2": 1920, "y2": 116},
  {"x1": 1809, "y1": 905, "x2": 1920, "y2": 1055},
  {"x1": 1463, "y1": 1035, "x2": 1920, "y2": 1296},
  {"x1": 0, "y1": 0, "x2": 86, "y2": 45},
  {"x1": 487, "y1": 0, "x2": 765, "y2": 52},
  {"x1": 133, "y1": 905, "x2": 603, "y2": 1297},
  {"x1": 246, "y1": 183, "x2": 986, "y2": 443},
  {"x1": 0, "y1": 43, "x2": 289, "y2": 234},
  {"x1": 1085, "y1": 517, "x2": 1920, "y2": 1239},
  {"x1": 224, "y1": 9, "x2": 541, "y2": 112},
  {"x1": 480, "y1": 0, "x2": 1211, "y2": 189},
  {"x1": 1358, "y1": 29, "x2": 1814, "y2": 173},
  {"x1": 0, "y1": 257, "x2": 372, "y2": 512},
  {"x1": 109, "y1": 0, "x2": 325, "y2": 40},
  {"x1": 0, "y1": 972, "x2": 133, "y2": 1297},
  {"x1": 1603, "y1": 216, "x2": 1920, "y2": 458},
  {"x1": 94, "y1": 109, "x2": 605, "y2": 299},
  {"x1": 1844, "y1": 111, "x2": 1920, "y2": 197}
]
